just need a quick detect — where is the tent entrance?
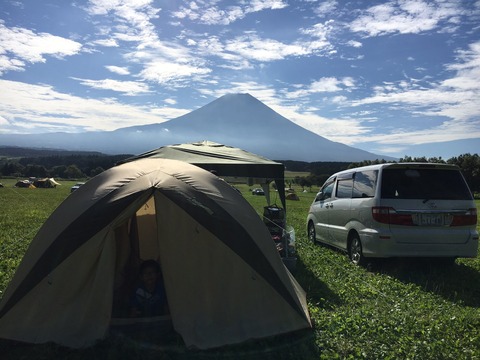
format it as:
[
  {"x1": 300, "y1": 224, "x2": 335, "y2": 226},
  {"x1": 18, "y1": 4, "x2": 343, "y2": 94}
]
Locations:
[{"x1": 110, "y1": 195, "x2": 171, "y2": 332}]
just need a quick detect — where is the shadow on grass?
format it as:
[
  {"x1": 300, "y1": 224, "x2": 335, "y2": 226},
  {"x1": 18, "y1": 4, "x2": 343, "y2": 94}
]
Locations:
[
  {"x1": 0, "y1": 328, "x2": 320, "y2": 360},
  {"x1": 294, "y1": 254, "x2": 343, "y2": 310},
  {"x1": 369, "y1": 258, "x2": 480, "y2": 307}
]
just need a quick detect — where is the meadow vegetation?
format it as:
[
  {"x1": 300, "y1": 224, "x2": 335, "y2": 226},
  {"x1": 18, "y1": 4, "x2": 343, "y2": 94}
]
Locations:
[{"x1": 0, "y1": 177, "x2": 479, "y2": 359}]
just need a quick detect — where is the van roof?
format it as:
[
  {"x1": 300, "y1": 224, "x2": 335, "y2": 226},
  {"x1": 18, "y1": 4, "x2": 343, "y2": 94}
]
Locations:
[{"x1": 328, "y1": 162, "x2": 461, "y2": 180}]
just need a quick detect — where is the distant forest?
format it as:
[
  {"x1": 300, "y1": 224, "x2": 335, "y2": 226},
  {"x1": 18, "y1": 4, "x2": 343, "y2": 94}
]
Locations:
[
  {"x1": 0, "y1": 147, "x2": 132, "y2": 180},
  {"x1": 1, "y1": 147, "x2": 479, "y2": 193}
]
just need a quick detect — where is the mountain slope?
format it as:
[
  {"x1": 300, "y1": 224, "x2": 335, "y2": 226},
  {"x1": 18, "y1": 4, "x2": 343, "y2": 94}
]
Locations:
[
  {"x1": 117, "y1": 93, "x2": 391, "y2": 161},
  {"x1": 0, "y1": 93, "x2": 393, "y2": 161}
]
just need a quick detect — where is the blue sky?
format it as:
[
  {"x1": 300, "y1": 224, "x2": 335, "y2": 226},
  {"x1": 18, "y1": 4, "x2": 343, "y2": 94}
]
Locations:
[{"x1": 1, "y1": 0, "x2": 479, "y2": 159}]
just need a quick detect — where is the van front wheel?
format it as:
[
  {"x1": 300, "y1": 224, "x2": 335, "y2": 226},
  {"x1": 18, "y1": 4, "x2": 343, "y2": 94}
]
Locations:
[
  {"x1": 308, "y1": 222, "x2": 317, "y2": 244},
  {"x1": 348, "y1": 235, "x2": 364, "y2": 266}
]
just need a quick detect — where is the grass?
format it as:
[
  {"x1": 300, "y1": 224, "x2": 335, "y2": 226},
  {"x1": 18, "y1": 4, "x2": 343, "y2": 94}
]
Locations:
[{"x1": 0, "y1": 178, "x2": 479, "y2": 359}]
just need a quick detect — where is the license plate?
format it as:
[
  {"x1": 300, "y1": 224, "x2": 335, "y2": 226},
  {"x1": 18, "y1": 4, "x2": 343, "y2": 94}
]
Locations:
[{"x1": 412, "y1": 213, "x2": 452, "y2": 226}]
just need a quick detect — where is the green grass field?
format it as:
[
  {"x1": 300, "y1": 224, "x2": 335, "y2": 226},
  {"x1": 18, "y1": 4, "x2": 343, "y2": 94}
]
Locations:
[{"x1": 0, "y1": 178, "x2": 479, "y2": 359}]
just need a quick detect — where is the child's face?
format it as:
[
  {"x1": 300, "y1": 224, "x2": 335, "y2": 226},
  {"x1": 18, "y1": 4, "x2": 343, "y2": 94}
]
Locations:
[{"x1": 141, "y1": 267, "x2": 158, "y2": 288}]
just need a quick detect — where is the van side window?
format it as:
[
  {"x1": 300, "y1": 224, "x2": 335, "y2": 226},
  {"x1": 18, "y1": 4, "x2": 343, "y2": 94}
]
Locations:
[
  {"x1": 315, "y1": 181, "x2": 334, "y2": 201},
  {"x1": 336, "y1": 179, "x2": 353, "y2": 198},
  {"x1": 353, "y1": 170, "x2": 377, "y2": 198},
  {"x1": 323, "y1": 182, "x2": 334, "y2": 199}
]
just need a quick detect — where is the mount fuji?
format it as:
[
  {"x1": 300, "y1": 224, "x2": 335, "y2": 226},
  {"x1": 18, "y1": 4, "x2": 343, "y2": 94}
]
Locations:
[{"x1": 0, "y1": 93, "x2": 393, "y2": 162}]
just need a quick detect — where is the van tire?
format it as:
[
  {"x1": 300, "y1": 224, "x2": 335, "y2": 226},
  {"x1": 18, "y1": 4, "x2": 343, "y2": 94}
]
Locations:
[
  {"x1": 308, "y1": 222, "x2": 317, "y2": 244},
  {"x1": 348, "y1": 234, "x2": 364, "y2": 266}
]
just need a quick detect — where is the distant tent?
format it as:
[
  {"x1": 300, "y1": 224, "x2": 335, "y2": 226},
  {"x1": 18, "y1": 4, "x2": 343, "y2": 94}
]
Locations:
[
  {"x1": 33, "y1": 178, "x2": 60, "y2": 188},
  {"x1": 0, "y1": 158, "x2": 311, "y2": 349},
  {"x1": 14, "y1": 180, "x2": 35, "y2": 188},
  {"x1": 120, "y1": 141, "x2": 287, "y2": 210},
  {"x1": 286, "y1": 193, "x2": 300, "y2": 201}
]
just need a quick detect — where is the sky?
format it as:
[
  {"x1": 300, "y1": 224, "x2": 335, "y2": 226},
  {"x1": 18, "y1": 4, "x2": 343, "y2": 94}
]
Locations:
[{"x1": 0, "y1": 0, "x2": 479, "y2": 160}]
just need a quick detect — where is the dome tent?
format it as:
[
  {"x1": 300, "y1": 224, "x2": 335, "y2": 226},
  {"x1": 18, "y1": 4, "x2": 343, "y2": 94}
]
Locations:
[{"x1": 0, "y1": 158, "x2": 310, "y2": 349}]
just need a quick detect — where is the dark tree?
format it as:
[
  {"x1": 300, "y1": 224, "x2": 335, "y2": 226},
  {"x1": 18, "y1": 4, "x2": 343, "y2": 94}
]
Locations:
[
  {"x1": 24, "y1": 164, "x2": 48, "y2": 178},
  {"x1": 64, "y1": 164, "x2": 84, "y2": 179}
]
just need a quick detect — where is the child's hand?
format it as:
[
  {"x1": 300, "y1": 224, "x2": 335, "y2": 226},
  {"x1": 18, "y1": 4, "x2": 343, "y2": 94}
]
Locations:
[{"x1": 130, "y1": 307, "x2": 141, "y2": 317}]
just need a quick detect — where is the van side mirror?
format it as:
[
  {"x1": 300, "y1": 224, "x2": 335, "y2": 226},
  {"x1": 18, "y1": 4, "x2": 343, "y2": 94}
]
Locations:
[{"x1": 315, "y1": 192, "x2": 324, "y2": 202}]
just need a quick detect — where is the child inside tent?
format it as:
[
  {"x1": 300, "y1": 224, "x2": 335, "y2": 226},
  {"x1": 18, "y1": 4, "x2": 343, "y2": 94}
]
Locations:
[{"x1": 130, "y1": 259, "x2": 169, "y2": 317}]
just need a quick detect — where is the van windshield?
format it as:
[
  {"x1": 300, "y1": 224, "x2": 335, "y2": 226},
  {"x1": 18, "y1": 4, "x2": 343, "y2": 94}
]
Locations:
[{"x1": 381, "y1": 168, "x2": 473, "y2": 200}]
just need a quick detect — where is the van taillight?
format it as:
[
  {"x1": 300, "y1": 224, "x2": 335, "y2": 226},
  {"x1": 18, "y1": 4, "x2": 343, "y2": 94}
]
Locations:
[
  {"x1": 372, "y1": 207, "x2": 414, "y2": 225},
  {"x1": 450, "y1": 208, "x2": 477, "y2": 226}
]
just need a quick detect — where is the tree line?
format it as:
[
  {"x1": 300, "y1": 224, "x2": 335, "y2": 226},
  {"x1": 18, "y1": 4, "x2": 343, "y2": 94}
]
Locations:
[
  {"x1": 0, "y1": 153, "x2": 131, "y2": 179},
  {"x1": 1, "y1": 151, "x2": 479, "y2": 193}
]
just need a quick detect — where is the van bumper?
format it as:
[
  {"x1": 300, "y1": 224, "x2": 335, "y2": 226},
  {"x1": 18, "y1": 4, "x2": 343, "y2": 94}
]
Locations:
[{"x1": 359, "y1": 229, "x2": 479, "y2": 258}]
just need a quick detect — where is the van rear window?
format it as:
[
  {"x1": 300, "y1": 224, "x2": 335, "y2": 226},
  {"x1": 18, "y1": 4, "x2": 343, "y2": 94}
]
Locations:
[{"x1": 381, "y1": 168, "x2": 472, "y2": 200}]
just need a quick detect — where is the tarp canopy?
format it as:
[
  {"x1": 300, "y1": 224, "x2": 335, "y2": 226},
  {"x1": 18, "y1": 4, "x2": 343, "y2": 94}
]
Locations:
[
  {"x1": 120, "y1": 141, "x2": 287, "y2": 210},
  {"x1": 0, "y1": 158, "x2": 310, "y2": 349}
]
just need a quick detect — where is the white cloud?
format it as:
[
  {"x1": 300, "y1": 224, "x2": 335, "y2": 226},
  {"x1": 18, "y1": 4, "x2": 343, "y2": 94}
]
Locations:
[
  {"x1": 246, "y1": 0, "x2": 288, "y2": 12},
  {"x1": 86, "y1": 0, "x2": 161, "y2": 53},
  {"x1": 91, "y1": 38, "x2": 119, "y2": 47},
  {"x1": 0, "y1": 55, "x2": 25, "y2": 73},
  {"x1": 86, "y1": 0, "x2": 160, "y2": 19},
  {"x1": 349, "y1": 0, "x2": 462, "y2": 36},
  {"x1": 128, "y1": 39, "x2": 193, "y2": 63},
  {"x1": 331, "y1": 95, "x2": 348, "y2": 104},
  {"x1": 197, "y1": 6, "x2": 244, "y2": 25},
  {"x1": 374, "y1": 145, "x2": 409, "y2": 155},
  {"x1": 72, "y1": 77, "x2": 151, "y2": 95},
  {"x1": 139, "y1": 60, "x2": 211, "y2": 85},
  {"x1": 87, "y1": 0, "x2": 212, "y2": 87},
  {"x1": 172, "y1": 0, "x2": 288, "y2": 25},
  {"x1": 347, "y1": 120, "x2": 480, "y2": 148},
  {"x1": 286, "y1": 77, "x2": 356, "y2": 98},
  {"x1": 311, "y1": 77, "x2": 355, "y2": 92},
  {"x1": 198, "y1": 81, "x2": 278, "y2": 102},
  {"x1": 301, "y1": 20, "x2": 334, "y2": 41},
  {"x1": 164, "y1": 98, "x2": 177, "y2": 105},
  {"x1": 347, "y1": 40, "x2": 362, "y2": 48},
  {"x1": 105, "y1": 65, "x2": 130, "y2": 75},
  {"x1": 0, "y1": 22, "x2": 82, "y2": 74},
  {"x1": 0, "y1": 80, "x2": 187, "y2": 133},
  {"x1": 225, "y1": 35, "x2": 308, "y2": 62},
  {"x1": 86, "y1": 1, "x2": 333, "y2": 82},
  {"x1": 314, "y1": 0, "x2": 337, "y2": 17},
  {"x1": 0, "y1": 115, "x2": 8, "y2": 126},
  {"x1": 205, "y1": 27, "x2": 334, "y2": 67}
]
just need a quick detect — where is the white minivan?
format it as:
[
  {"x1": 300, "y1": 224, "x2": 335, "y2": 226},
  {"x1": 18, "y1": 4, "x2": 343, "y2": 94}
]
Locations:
[{"x1": 307, "y1": 163, "x2": 479, "y2": 265}]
